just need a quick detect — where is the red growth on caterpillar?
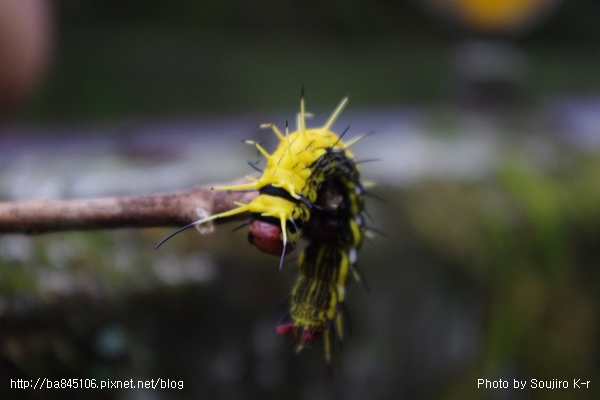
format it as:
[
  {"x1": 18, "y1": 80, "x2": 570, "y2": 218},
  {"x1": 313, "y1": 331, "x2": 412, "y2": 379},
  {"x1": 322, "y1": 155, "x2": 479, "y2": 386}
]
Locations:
[
  {"x1": 276, "y1": 323, "x2": 321, "y2": 346},
  {"x1": 247, "y1": 219, "x2": 294, "y2": 256}
]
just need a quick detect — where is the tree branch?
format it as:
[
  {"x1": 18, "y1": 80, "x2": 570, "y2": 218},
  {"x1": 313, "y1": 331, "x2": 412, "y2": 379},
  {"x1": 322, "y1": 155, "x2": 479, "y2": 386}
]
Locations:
[{"x1": 0, "y1": 179, "x2": 257, "y2": 235}]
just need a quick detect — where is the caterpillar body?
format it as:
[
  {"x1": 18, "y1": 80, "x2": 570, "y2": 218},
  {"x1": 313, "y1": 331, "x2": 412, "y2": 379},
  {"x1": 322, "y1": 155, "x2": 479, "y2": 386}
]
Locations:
[
  {"x1": 276, "y1": 243, "x2": 350, "y2": 362},
  {"x1": 276, "y1": 151, "x2": 366, "y2": 363},
  {"x1": 156, "y1": 94, "x2": 370, "y2": 363},
  {"x1": 156, "y1": 95, "x2": 361, "y2": 264}
]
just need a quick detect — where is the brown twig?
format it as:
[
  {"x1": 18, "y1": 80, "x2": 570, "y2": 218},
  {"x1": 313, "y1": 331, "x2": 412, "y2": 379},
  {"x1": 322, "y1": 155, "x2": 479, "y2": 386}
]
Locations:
[{"x1": 0, "y1": 179, "x2": 257, "y2": 235}]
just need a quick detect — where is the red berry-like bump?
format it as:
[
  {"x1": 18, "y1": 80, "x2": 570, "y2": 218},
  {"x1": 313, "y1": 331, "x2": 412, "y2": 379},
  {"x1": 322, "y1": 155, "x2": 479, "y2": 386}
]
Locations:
[
  {"x1": 248, "y1": 219, "x2": 293, "y2": 256},
  {"x1": 276, "y1": 322, "x2": 295, "y2": 335},
  {"x1": 301, "y1": 328, "x2": 320, "y2": 344}
]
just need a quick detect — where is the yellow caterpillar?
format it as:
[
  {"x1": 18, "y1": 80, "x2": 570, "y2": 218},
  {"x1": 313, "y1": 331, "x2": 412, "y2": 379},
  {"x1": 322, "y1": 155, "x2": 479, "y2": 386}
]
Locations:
[
  {"x1": 156, "y1": 93, "x2": 370, "y2": 364},
  {"x1": 156, "y1": 94, "x2": 361, "y2": 269}
]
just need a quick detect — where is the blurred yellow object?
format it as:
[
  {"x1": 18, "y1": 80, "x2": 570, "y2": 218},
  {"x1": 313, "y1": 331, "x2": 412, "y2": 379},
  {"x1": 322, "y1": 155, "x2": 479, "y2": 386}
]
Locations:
[
  {"x1": 424, "y1": 0, "x2": 560, "y2": 34},
  {"x1": 459, "y1": 0, "x2": 551, "y2": 31}
]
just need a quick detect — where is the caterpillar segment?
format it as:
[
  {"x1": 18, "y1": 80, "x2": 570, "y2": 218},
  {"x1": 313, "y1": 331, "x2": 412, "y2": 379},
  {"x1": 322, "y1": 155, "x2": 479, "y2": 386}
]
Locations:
[
  {"x1": 275, "y1": 243, "x2": 350, "y2": 363},
  {"x1": 276, "y1": 149, "x2": 368, "y2": 363},
  {"x1": 276, "y1": 240, "x2": 365, "y2": 363},
  {"x1": 213, "y1": 95, "x2": 352, "y2": 215}
]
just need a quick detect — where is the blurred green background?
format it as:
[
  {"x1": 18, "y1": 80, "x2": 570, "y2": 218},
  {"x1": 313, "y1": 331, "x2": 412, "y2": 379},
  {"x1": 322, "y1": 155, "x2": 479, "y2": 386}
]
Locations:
[
  {"x1": 19, "y1": 0, "x2": 600, "y2": 122},
  {"x1": 1, "y1": 0, "x2": 600, "y2": 399}
]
